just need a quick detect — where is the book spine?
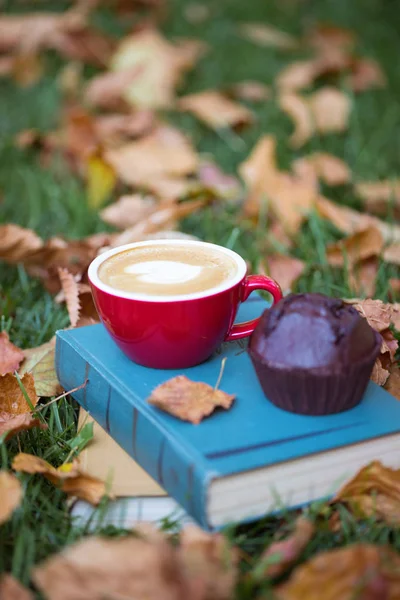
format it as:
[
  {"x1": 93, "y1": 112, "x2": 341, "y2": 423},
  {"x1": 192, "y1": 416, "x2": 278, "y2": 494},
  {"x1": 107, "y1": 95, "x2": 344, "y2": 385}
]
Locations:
[{"x1": 55, "y1": 335, "x2": 213, "y2": 530}]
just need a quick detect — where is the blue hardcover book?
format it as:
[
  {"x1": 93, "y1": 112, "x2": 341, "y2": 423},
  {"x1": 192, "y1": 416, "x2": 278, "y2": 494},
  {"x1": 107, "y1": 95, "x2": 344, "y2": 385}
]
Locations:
[{"x1": 56, "y1": 298, "x2": 400, "y2": 530}]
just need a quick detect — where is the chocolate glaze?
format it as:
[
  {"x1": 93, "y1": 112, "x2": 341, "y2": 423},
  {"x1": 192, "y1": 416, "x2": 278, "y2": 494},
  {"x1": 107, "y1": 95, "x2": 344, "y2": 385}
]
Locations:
[{"x1": 249, "y1": 293, "x2": 378, "y2": 369}]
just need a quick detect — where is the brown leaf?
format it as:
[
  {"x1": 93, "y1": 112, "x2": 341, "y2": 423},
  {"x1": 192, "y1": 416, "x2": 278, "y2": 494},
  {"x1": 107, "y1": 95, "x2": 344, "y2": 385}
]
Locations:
[
  {"x1": 229, "y1": 81, "x2": 271, "y2": 103},
  {"x1": 260, "y1": 517, "x2": 315, "y2": 578},
  {"x1": 264, "y1": 254, "x2": 305, "y2": 294},
  {"x1": 310, "y1": 87, "x2": 351, "y2": 134},
  {"x1": 0, "y1": 332, "x2": 24, "y2": 376},
  {"x1": 33, "y1": 528, "x2": 190, "y2": 600},
  {"x1": 20, "y1": 338, "x2": 62, "y2": 398},
  {"x1": 107, "y1": 28, "x2": 206, "y2": 109},
  {"x1": 332, "y1": 461, "x2": 400, "y2": 526},
  {"x1": 276, "y1": 543, "x2": 400, "y2": 600},
  {"x1": 279, "y1": 93, "x2": 313, "y2": 148},
  {"x1": 239, "y1": 23, "x2": 298, "y2": 49},
  {"x1": 371, "y1": 358, "x2": 390, "y2": 386},
  {"x1": 277, "y1": 60, "x2": 319, "y2": 91},
  {"x1": 385, "y1": 364, "x2": 400, "y2": 400},
  {"x1": 383, "y1": 244, "x2": 400, "y2": 266},
  {"x1": 11, "y1": 52, "x2": 44, "y2": 87},
  {"x1": 58, "y1": 269, "x2": 81, "y2": 328},
  {"x1": 105, "y1": 124, "x2": 198, "y2": 189},
  {"x1": 0, "y1": 372, "x2": 37, "y2": 414},
  {"x1": 0, "y1": 224, "x2": 43, "y2": 263},
  {"x1": 94, "y1": 111, "x2": 155, "y2": 145},
  {"x1": 85, "y1": 66, "x2": 146, "y2": 111},
  {"x1": 0, "y1": 574, "x2": 33, "y2": 600},
  {"x1": 292, "y1": 153, "x2": 351, "y2": 187},
  {"x1": 178, "y1": 90, "x2": 253, "y2": 129},
  {"x1": 346, "y1": 58, "x2": 386, "y2": 93},
  {"x1": 198, "y1": 162, "x2": 242, "y2": 200},
  {"x1": 307, "y1": 23, "x2": 356, "y2": 54},
  {"x1": 348, "y1": 257, "x2": 379, "y2": 298},
  {"x1": 346, "y1": 299, "x2": 392, "y2": 333},
  {"x1": 0, "y1": 471, "x2": 22, "y2": 525},
  {"x1": 355, "y1": 180, "x2": 400, "y2": 217},
  {"x1": 326, "y1": 226, "x2": 383, "y2": 267},
  {"x1": 316, "y1": 196, "x2": 400, "y2": 244},
  {"x1": 100, "y1": 194, "x2": 157, "y2": 229},
  {"x1": 12, "y1": 454, "x2": 109, "y2": 505},
  {"x1": 109, "y1": 199, "x2": 204, "y2": 247},
  {"x1": 148, "y1": 375, "x2": 235, "y2": 424},
  {"x1": 179, "y1": 525, "x2": 238, "y2": 600},
  {"x1": 239, "y1": 135, "x2": 316, "y2": 234},
  {"x1": 0, "y1": 413, "x2": 46, "y2": 441}
]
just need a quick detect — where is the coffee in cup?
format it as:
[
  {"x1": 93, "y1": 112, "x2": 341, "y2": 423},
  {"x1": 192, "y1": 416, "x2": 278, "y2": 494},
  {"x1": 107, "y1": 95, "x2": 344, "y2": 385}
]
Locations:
[{"x1": 98, "y1": 243, "x2": 238, "y2": 297}]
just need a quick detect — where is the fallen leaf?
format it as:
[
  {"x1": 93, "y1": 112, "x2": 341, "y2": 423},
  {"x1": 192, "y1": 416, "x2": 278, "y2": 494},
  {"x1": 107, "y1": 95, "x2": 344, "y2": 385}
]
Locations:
[
  {"x1": 148, "y1": 375, "x2": 235, "y2": 424},
  {"x1": 310, "y1": 87, "x2": 351, "y2": 133},
  {"x1": 276, "y1": 543, "x2": 400, "y2": 600},
  {"x1": 109, "y1": 28, "x2": 206, "y2": 109},
  {"x1": 12, "y1": 453, "x2": 109, "y2": 505},
  {"x1": 178, "y1": 90, "x2": 253, "y2": 129},
  {"x1": 0, "y1": 332, "x2": 24, "y2": 376},
  {"x1": 292, "y1": 153, "x2": 351, "y2": 187},
  {"x1": 94, "y1": 111, "x2": 155, "y2": 145},
  {"x1": 307, "y1": 23, "x2": 356, "y2": 54},
  {"x1": 280, "y1": 88, "x2": 351, "y2": 147},
  {"x1": 110, "y1": 199, "x2": 204, "y2": 247},
  {"x1": 385, "y1": 364, "x2": 400, "y2": 400},
  {"x1": 33, "y1": 528, "x2": 190, "y2": 600},
  {"x1": 264, "y1": 254, "x2": 305, "y2": 294},
  {"x1": 49, "y1": 27, "x2": 115, "y2": 67},
  {"x1": 58, "y1": 269, "x2": 81, "y2": 328},
  {"x1": 316, "y1": 196, "x2": 400, "y2": 244},
  {"x1": 198, "y1": 162, "x2": 242, "y2": 200},
  {"x1": 11, "y1": 52, "x2": 43, "y2": 87},
  {"x1": 85, "y1": 65, "x2": 147, "y2": 111},
  {"x1": 100, "y1": 194, "x2": 157, "y2": 229},
  {"x1": 355, "y1": 179, "x2": 400, "y2": 217},
  {"x1": 0, "y1": 224, "x2": 43, "y2": 263},
  {"x1": 279, "y1": 93, "x2": 313, "y2": 147},
  {"x1": 326, "y1": 226, "x2": 383, "y2": 267},
  {"x1": 239, "y1": 135, "x2": 316, "y2": 234},
  {"x1": 390, "y1": 303, "x2": 400, "y2": 331},
  {"x1": 20, "y1": 338, "x2": 62, "y2": 398},
  {"x1": 389, "y1": 278, "x2": 400, "y2": 298},
  {"x1": 179, "y1": 525, "x2": 238, "y2": 600},
  {"x1": 346, "y1": 299, "x2": 392, "y2": 333},
  {"x1": 239, "y1": 23, "x2": 298, "y2": 49},
  {"x1": 346, "y1": 58, "x2": 386, "y2": 93},
  {"x1": 0, "y1": 372, "x2": 37, "y2": 414},
  {"x1": 259, "y1": 516, "x2": 315, "y2": 578},
  {"x1": 348, "y1": 257, "x2": 379, "y2": 298},
  {"x1": 0, "y1": 575, "x2": 33, "y2": 600},
  {"x1": 86, "y1": 154, "x2": 116, "y2": 209},
  {"x1": 332, "y1": 461, "x2": 400, "y2": 526},
  {"x1": 104, "y1": 124, "x2": 198, "y2": 189},
  {"x1": 277, "y1": 60, "x2": 319, "y2": 91},
  {"x1": 371, "y1": 358, "x2": 390, "y2": 386},
  {"x1": 0, "y1": 413, "x2": 46, "y2": 441},
  {"x1": 229, "y1": 81, "x2": 270, "y2": 103},
  {"x1": 0, "y1": 471, "x2": 22, "y2": 525}
]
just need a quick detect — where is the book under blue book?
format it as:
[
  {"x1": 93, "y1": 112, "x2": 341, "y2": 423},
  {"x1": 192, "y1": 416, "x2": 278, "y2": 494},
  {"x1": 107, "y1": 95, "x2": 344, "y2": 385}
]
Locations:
[{"x1": 56, "y1": 297, "x2": 400, "y2": 530}]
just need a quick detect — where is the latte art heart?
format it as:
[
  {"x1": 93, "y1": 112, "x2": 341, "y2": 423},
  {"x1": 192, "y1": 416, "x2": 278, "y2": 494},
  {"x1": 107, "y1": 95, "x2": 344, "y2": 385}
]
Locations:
[
  {"x1": 124, "y1": 261, "x2": 203, "y2": 284},
  {"x1": 98, "y1": 243, "x2": 238, "y2": 296}
]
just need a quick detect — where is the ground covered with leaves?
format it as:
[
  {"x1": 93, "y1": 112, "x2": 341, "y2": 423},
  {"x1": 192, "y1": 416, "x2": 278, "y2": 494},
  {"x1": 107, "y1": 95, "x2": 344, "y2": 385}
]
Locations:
[{"x1": 2, "y1": 0, "x2": 400, "y2": 598}]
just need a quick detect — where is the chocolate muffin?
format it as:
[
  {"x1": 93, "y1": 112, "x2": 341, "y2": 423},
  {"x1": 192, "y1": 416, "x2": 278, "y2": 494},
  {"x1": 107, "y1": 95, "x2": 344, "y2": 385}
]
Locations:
[{"x1": 248, "y1": 293, "x2": 381, "y2": 415}]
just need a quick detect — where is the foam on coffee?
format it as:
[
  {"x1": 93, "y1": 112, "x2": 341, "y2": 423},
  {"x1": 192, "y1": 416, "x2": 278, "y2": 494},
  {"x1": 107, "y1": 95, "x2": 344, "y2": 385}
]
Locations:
[{"x1": 98, "y1": 244, "x2": 238, "y2": 296}]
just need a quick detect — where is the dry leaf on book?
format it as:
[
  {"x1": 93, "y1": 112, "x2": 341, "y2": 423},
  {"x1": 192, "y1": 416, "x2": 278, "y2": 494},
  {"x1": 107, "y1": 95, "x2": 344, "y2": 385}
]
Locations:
[{"x1": 147, "y1": 375, "x2": 235, "y2": 424}]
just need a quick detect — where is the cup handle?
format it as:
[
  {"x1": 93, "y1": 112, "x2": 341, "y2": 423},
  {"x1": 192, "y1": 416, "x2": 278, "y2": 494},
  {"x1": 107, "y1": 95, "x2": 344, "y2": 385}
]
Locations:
[{"x1": 225, "y1": 275, "x2": 282, "y2": 342}]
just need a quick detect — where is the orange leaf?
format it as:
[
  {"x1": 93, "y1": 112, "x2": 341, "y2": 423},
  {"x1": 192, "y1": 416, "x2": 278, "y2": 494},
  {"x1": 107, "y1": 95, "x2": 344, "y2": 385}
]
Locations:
[
  {"x1": 0, "y1": 332, "x2": 24, "y2": 376},
  {"x1": 0, "y1": 372, "x2": 37, "y2": 414},
  {"x1": 264, "y1": 254, "x2": 305, "y2": 294},
  {"x1": 276, "y1": 543, "x2": 400, "y2": 600},
  {"x1": 58, "y1": 268, "x2": 81, "y2": 328},
  {"x1": 239, "y1": 22, "x2": 298, "y2": 49},
  {"x1": 0, "y1": 574, "x2": 33, "y2": 600},
  {"x1": 326, "y1": 226, "x2": 383, "y2": 267},
  {"x1": 260, "y1": 517, "x2": 315, "y2": 578},
  {"x1": 292, "y1": 152, "x2": 351, "y2": 187},
  {"x1": 147, "y1": 375, "x2": 235, "y2": 424},
  {"x1": 12, "y1": 453, "x2": 109, "y2": 506},
  {"x1": 0, "y1": 471, "x2": 22, "y2": 525},
  {"x1": 178, "y1": 90, "x2": 253, "y2": 129}
]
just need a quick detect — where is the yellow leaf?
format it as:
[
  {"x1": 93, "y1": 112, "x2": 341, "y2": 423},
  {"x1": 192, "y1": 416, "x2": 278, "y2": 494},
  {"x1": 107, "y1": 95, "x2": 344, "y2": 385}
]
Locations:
[
  {"x1": 20, "y1": 339, "x2": 62, "y2": 398},
  {"x1": 86, "y1": 155, "x2": 116, "y2": 209}
]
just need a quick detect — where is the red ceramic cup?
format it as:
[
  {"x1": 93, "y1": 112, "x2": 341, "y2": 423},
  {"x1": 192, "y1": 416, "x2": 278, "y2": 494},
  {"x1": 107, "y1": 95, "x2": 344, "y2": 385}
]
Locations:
[{"x1": 88, "y1": 240, "x2": 282, "y2": 369}]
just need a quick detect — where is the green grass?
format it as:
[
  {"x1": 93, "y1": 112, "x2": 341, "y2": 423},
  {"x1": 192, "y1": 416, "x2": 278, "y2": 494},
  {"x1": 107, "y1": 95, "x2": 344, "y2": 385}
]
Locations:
[{"x1": 1, "y1": 0, "x2": 400, "y2": 596}]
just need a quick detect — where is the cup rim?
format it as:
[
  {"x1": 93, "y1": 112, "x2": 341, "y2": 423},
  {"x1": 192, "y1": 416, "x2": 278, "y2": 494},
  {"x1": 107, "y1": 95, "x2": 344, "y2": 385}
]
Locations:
[{"x1": 88, "y1": 239, "x2": 247, "y2": 302}]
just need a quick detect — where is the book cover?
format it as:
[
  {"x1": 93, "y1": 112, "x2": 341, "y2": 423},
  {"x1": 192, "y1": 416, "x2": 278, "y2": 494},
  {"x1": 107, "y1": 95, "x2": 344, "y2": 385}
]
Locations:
[{"x1": 56, "y1": 298, "x2": 400, "y2": 530}]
